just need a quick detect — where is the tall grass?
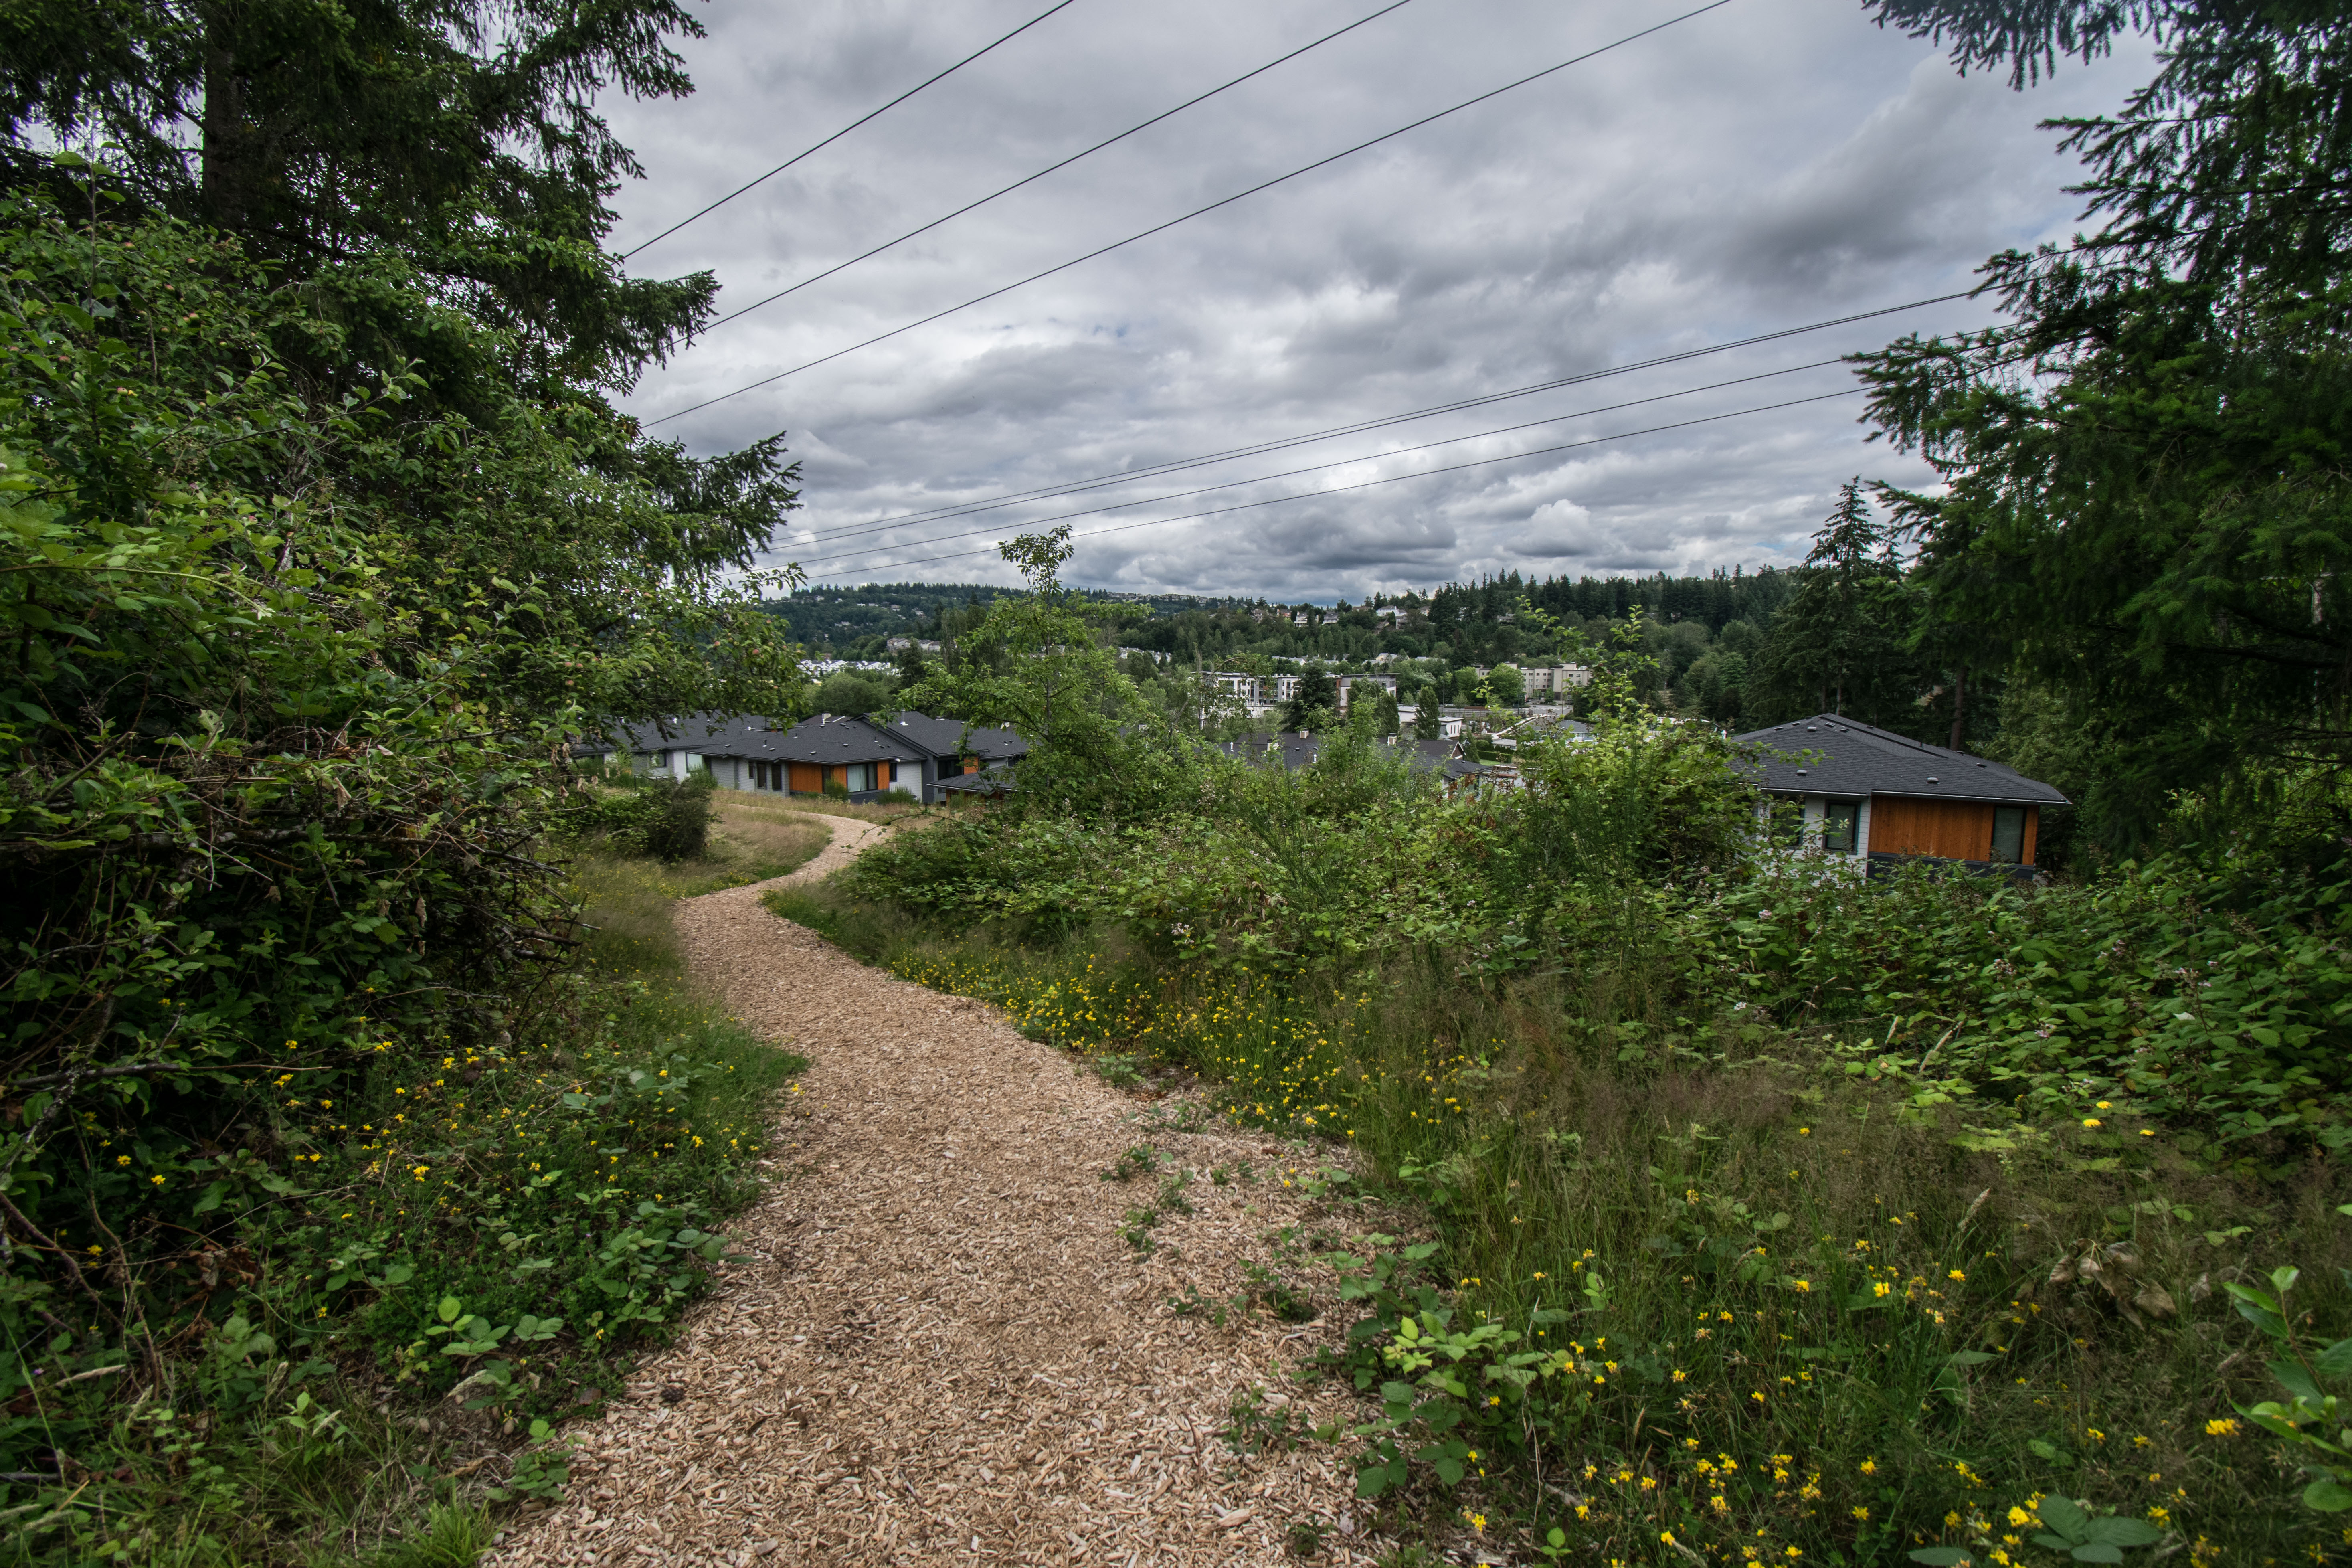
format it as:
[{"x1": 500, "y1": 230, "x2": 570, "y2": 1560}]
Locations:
[{"x1": 767, "y1": 875, "x2": 2344, "y2": 1564}]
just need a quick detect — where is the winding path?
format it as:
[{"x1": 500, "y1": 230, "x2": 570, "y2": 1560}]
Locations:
[{"x1": 490, "y1": 815, "x2": 1382, "y2": 1567}]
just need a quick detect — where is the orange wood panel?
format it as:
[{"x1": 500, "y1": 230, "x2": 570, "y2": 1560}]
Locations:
[
  {"x1": 962, "y1": 758, "x2": 980, "y2": 775},
  {"x1": 2022, "y1": 807, "x2": 2039, "y2": 866},
  {"x1": 1868, "y1": 796, "x2": 1994, "y2": 860},
  {"x1": 788, "y1": 763, "x2": 820, "y2": 794}
]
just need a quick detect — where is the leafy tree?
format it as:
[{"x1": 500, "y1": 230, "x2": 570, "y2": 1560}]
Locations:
[
  {"x1": 1414, "y1": 686, "x2": 1446, "y2": 740},
  {"x1": 902, "y1": 527, "x2": 1155, "y2": 816},
  {"x1": 1857, "y1": 0, "x2": 2352, "y2": 848},
  {"x1": 1679, "y1": 650, "x2": 1750, "y2": 725},
  {"x1": 0, "y1": 0, "x2": 809, "y2": 1463},
  {"x1": 1487, "y1": 663, "x2": 1527, "y2": 708},
  {"x1": 1283, "y1": 668, "x2": 1339, "y2": 731},
  {"x1": 813, "y1": 669, "x2": 896, "y2": 718}
]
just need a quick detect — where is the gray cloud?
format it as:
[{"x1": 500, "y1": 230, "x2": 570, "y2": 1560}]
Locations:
[{"x1": 604, "y1": 0, "x2": 2146, "y2": 600}]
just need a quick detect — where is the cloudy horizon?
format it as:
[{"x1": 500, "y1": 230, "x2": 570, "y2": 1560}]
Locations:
[{"x1": 601, "y1": 0, "x2": 2145, "y2": 602}]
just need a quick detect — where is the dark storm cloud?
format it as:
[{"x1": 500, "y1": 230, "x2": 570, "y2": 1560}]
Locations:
[{"x1": 602, "y1": 0, "x2": 2146, "y2": 600}]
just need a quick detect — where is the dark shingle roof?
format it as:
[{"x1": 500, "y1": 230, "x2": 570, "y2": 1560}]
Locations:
[
  {"x1": 572, "y1": 711, "x2": 925, "y2": 765},
  {"x1": 754, "y1": 714, "x2": 930, "y2": 767},
  {"x1": 1733, "y1": 715, "x2": 2068, "y2": 806},
  {"x1": 881, "y1": 711, "x2": 1031, "y2": 763}
]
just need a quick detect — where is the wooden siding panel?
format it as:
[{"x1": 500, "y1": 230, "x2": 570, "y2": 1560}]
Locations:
[
  {"x1": 2022, "y1": 807, "x2": 2039, "y2": 867},
  {"x1": 1868, "y1": 796, "x2": 1994, "y2": 860},
  {"x1": 787, "y1": 763, "x2": 821, "y2": 795}
]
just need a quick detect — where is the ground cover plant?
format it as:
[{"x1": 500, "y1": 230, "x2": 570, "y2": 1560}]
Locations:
[
  {"x1": 0, "y1": 828, "x2": 805, "y2": 1565},
  {"x1": 770, "y1": 688, "x2": 2352, "y2": 1564}
]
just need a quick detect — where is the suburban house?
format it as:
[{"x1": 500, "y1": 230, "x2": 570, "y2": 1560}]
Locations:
[
  {"x1": 577, "y1": 710, "x2": 1029, "y2": 804},
  {"x1": 1735, "y1": 715, "x2": 2068, "y2": 872}
]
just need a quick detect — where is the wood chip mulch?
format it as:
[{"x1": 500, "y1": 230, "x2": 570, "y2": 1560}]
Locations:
[{"x1": 487, "y1": 815, "x2": 1399, "y2": 1567}]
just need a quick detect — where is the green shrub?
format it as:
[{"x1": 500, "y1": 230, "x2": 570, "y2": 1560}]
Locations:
[{"x1": 578, "y1": 774, "x2": 716, "y2": 861}]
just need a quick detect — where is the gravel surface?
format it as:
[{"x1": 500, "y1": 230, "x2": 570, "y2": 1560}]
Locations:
[{"x1": 489, "y1": 815, "x2": 1390, "y2": 1567}]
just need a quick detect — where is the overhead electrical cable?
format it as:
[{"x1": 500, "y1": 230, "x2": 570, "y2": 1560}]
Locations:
[
  {"x1": 693, "y1": 0, "x2": 1426, "y2": 330},
  {"x1": 621, "y1": 0, "x2": 1088, "y2": 261},
  {"x1": 781, "y1": 291, "x2": 1976, "y2": 548},
  {"x1": 784, "y1": 357, "x2": 1857, "y2": 570},
  {"x1": 643, "y1": 0, "x2": 1739, "y2": 428},
  {"x1": 797, "y1": 386, "x2": 1866, "y2": 577}
]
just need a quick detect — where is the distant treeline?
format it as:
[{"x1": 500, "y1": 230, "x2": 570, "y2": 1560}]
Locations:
[{"x1": 771, "y1": 569, "x2": 1797, "y2": 658}]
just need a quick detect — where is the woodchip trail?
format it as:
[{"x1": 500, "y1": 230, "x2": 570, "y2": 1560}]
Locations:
[{"x1": 489, "y1": 814, "x2": 1389, "y2": 1567}]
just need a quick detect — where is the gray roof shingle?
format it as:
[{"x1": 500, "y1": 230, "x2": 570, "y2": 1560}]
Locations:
[
  {"x1": 880, "y1": 711, "x2": 1030, "y2": 763},
  {"x1": 1733, "y1": 715, "x2": 2068, "y2": 805},
  {"x1": 573, "y1": 711, "x2": 926, "y2": 765}
]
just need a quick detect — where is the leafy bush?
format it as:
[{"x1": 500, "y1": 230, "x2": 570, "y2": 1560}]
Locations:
[{"x1": 577, "y1": 774, "x2": 716, "y2": 861}]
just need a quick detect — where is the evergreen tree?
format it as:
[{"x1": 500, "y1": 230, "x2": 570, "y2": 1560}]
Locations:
[
  {"x1": 1749, "y1": 483, "x2": 1926, "y2": 727},
  {"x1": 1858, "y1": 0, "x2": 2352, "y2": 848},
  {"x1": 1283, "y1": 668, "x2": 1339, "y2": 731},
  {"x1": 0, "y1": 0, "x2": 718, "y2": 392}
]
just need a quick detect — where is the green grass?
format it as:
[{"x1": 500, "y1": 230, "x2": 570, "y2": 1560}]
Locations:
[
  {"x1": 3, "y1": 852, "x2": 809, "y2": 1568},
  {"x1": 764, "y1": 874, "x2": 2346, "y2": 1566}
]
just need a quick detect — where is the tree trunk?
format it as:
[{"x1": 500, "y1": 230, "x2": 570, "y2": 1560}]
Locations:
[
  {"x1": 200, "y1": 15, "x2": 247, "y2": 230},
  {"x1": 1948, "y1": 665, "x2": 1967, "y2": 751}
]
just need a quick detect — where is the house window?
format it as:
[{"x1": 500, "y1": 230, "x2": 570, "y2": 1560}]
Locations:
[
  {"x1": 1822, "y1": 800, "x2": 1860, "y2": 853},
  {"x1": 1991, "y1": 806, "x2": 2027, "y2": 864}
]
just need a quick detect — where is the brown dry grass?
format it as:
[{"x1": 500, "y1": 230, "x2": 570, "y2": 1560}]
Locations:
[
  {"x1": 489, "y1": 817, "x2": 1391, "y2": 1568},
  {"x1": 714, "y1": 787, "x2": 930, "y2": 825}
]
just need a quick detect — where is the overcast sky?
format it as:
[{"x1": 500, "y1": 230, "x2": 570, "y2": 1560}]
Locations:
[{"x1": 603, "y1": 0, "x2": 2143, "y2": 602}]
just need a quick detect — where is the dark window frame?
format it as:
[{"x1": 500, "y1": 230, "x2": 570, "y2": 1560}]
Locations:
[{"x1": 1991, "y1": 805, "x2": 2027, "y2": 864}]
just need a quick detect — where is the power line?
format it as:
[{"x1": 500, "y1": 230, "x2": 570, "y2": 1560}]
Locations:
[
  {"x1": 783, "y1": 291, "x2": 1976, "y2": 548},
  {"x1": 621, "y1": 0, "x2": 1088, "y2": 263},
  {"x1": 786, "y1": 357, "x2": 1856, "y2": 571},
  {"x1": 643, "y1": 0, "x2": 1740, "y2": 428},
  {"x1": 696, "y1": 0, "x2": 1426, "y2": 332},
  {"x1": 794, "y1": 386, "x2": 1865, "y2": 577}
]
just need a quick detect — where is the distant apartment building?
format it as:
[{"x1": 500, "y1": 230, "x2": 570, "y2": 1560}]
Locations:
[
  {"x1": 1207, "y1": 672, "x2": 1300, "y2": 711},
  {"x1": 1520, "y1": 665, "x2": 1593, "y2": 695}
]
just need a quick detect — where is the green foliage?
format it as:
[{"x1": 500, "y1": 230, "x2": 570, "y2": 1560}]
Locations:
[
  {"x1": 1282, "y1": 667, "x2": 1339, "y2": 731},
  {"x1": 0, "y1": 83, "x2": 806, "y2": 1568},
  {"x1": 574, "y1": 774, "x2": 717, "y2": 862},
  {"x1": 2229, "y1": 1260, "x2": 2352, "y2": 1511},
  {"x1": 0, "y1": 0, "x2": 719, "y2": 390},
  {"x1": 901, "y1": 528, "x2": 1158, "y2": 817},
  {"x1": 782, "y1": 679, "x2": 2352, "y2": 1561},
  {"x1": 1858, "y1": 0, "x2": 2352, "y2": 853},
  {"x1": 811, "y1": 668, "x2": 896, "y2": 717},
  {"x1": 1745, "y1": 482, "x2": 1929, "y2": 729}
]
